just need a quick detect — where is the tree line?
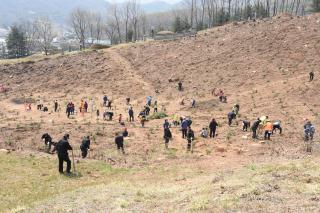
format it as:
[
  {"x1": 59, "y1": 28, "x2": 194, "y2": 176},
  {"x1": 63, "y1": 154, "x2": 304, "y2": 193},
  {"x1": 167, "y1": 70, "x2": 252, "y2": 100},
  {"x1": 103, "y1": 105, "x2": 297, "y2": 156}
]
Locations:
[
  {"x1": 1, "y1": 0, "x2": 319, "y2": 59},
  {"x1": 1, "y1": 17, "x2": 56, "y2": 59}
]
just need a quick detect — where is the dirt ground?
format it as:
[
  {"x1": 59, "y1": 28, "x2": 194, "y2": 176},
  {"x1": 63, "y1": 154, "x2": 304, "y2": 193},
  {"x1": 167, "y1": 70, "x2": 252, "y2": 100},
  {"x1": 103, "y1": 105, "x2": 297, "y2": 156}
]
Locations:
[{"x1": 0, "y1": 13, "x2": 320, "y2": 212}]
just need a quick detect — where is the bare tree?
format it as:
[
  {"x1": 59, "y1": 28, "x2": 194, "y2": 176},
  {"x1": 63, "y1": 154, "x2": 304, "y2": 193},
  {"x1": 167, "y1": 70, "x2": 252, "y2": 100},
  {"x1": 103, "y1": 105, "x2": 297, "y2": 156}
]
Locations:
[
  {"x1": 34, "y1": 17, "x2": 56, "y2": 55},
  {"x1": 123, "y1": 2, "x2": 131, "y2": 42},
  {"x1": 70, "y1": 8, "x2": 89, "y2": 50},
  {"x1": 106, "y1": 21, "x2": 118, "y2": 45},
  {"x1": 95, "y1": 13, "x2": 103, "y2": 43},
  {"x1": 88, "y1": 12, "x2": 96, "y2": 44},
  {"x1": 107, "y1": 4, "x2": 122, "y2": 43},
  {"x1": 128, "y1": 0, "x2": 142, "y2": 41},
  {"x1": 88, "y1": 12, "x2": 103, "y2": 44},
  {"x1": 18, "y1": 21, "x2": 38, "y2": 55}
]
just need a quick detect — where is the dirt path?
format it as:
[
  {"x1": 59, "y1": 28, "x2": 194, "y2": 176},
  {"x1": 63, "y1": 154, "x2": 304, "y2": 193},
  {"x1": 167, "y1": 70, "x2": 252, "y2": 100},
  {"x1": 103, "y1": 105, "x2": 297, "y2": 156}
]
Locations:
[{"x1": 107, "y1": 50, "x2": 154, "y2": 93}]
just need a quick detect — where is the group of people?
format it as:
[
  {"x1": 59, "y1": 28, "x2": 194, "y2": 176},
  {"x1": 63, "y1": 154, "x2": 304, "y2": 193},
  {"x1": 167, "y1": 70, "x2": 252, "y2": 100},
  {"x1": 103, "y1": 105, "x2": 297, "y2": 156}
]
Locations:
[
  {"x1": 200, "y1": 119, "x2": 218, "y2": 138},
  {"x1": 103, "y1": 96, "x2": 113, "y2": 109},
  {"x1": 65, "y1": 100, "x2": 91, "y2": 118},
  {"x1": 80, "y1": 100, "x2": 89, "y2": 113},
  {"x1": 41, "y1": 129, "x2": 130, "y2": 174},
  {"x1": 212, "y1": 88, "x2": 227, "y2": 103},
  {"x1": 162, "y1": 118, "x2": 195, "y2": 152},
  {"x1": 227, "y1": 104, "x2": 240, "y2": 126},
  {"x1": 162, "y1": 117, "x2": 219, "y2": 152},
  {"x1": 66, "y1": 102, "x2": 75, "y2": 118},
  {"x1": 36, "y1": 70, "x2": 317, "y2": 175}
]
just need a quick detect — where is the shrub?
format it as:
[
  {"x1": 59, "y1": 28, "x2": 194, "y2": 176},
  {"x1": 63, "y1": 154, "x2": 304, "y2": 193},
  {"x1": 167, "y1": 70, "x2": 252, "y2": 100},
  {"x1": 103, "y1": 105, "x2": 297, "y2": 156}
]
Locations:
[
  {"x1": 147, "y1": 112, "x2": 168, "y2": 120},
  {"x1": 90, "y1": 44, "x2": 111, "y2": 50}
]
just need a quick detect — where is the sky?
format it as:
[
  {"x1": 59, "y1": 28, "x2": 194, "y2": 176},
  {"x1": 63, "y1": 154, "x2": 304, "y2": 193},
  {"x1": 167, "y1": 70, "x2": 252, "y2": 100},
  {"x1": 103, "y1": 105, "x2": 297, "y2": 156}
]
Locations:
[{"x1": 107, "y1": 0, "x2": 181, "y2": 4}]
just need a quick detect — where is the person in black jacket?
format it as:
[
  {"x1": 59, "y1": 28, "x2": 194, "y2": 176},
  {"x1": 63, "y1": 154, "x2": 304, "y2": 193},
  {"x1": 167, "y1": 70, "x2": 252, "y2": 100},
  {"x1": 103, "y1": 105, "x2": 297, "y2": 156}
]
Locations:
[
  {"x1": 251, "y1": 118, "x2": 261, "y2": 139},
  {"x1": 123, "y1": 128, "x2": 129, "y2": 137},
  {"x1": 242, "y1": 120, "x2": 250, "y2": 132},
  {"x1": 178, "y1": 81, "x2": 183, "y2": 91},
  {"x1": 41, "y1": 133, "x2": 53, "y2": 153},
  {"x1": 164, "y1": 128, "x2": 172, "y2": 149},
  {"x1": 115, "y1": 133, "x2": 125, "y2": 154},
  {"x1": 228, "y1": 111, "x2": 236, "y2": 126},
  {"x1": 309, "y1": 71, "x2": 314, "y2": 81},
  {"x1": 103, "y1": 95, "x2": 108, "y2": 106},
  {"x1": 80, "y1": 136, "x2": 90, "y2": 158},
  {"x1": 186, "y1": 127, "x2": 195, "y2": 152},
  {"x1": 145, "y1": 105, "x2": 150, "y2": 116},
  {"x1": 209, "y1": 118, "x2": 218, "y2": 138},
  {"x1": 54, "y1": 134, "x2": 73, "y2": 174},
  {"x1": 54, "y1": 100, "x2": 59, "y2": 112},
  {"x1": 128, "y1": 107, "x2": 134, "y2": 122}
]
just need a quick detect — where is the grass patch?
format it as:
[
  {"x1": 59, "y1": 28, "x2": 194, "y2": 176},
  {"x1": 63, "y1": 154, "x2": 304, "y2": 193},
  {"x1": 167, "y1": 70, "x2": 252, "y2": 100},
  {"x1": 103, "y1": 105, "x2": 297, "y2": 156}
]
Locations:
[
  {"x1": 147, "y1": 112, "x2": 168, "y2": 120},
  {"x1": 2, "y1": 152, "x2": 320, "y2": 212},
  {"x1": 190, "y1": 198, "x2": 209, "y2": 211},
  {"x1": 0, "y1": 152, "x2": 129, "y2": 210}
]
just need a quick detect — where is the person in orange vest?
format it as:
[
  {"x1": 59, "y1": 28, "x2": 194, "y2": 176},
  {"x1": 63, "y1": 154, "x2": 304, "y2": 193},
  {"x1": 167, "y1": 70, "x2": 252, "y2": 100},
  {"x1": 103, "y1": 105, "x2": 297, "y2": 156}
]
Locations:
[
  {"x1": 80, "y1": 100, "x2": 84, "y2": 113},
  {"x1": 264, "y1": 120, "x2": 273, "y2": 140}
]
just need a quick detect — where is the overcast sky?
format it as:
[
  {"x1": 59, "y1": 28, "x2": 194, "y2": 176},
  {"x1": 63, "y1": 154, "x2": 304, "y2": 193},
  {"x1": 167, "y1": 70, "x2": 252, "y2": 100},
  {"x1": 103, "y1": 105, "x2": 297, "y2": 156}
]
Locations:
[{"x1": 107, "y1": 0, "x2": 181, "y2": 4}]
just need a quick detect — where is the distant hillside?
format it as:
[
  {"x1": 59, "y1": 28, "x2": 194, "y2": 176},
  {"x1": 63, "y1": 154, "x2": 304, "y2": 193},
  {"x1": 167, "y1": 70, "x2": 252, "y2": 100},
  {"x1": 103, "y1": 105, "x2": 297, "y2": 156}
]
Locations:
[
  {"x1": 141, "y1": 1, "x2": 176, "y2": 13},
  {"x1": 0, "y1": 0, "x2": 176, "y2": 27}
]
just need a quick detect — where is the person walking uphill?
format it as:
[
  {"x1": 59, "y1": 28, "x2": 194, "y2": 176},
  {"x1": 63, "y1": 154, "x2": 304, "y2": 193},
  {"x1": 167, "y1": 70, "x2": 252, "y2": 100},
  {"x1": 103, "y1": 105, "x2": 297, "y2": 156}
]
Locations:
[
  {"x1": 54, "y1": 100, "x2": 59, "y2": 112},
  {"x1": 80, "y1": 136, "x2": 90, "y2": 158},
  {"x1": 163, "y1": 119, "x2": 170, "y2": 130},
  {"x1": 209, "y1": 118, "x2": 218, "y2": 138},
  {"x1": 186, "y1": 127, "x2": 195, "y2": 152},
  {"x1": 178, "y1": 81, "x2": 183, "y2": 91},
  {"x1": 164, "y1": 127, "x2": 172, "y2": 149},
  {"x1": 128, "y1": 107, "x2": 134, "y2": 122},
  {"x1": 54, "y1": 134, "x2": 73, "y2": 174},
  {"x1": 181, "y1": 118, "x2": 189, "y2": 138},
  {"x1": 228, "y1": 111, "x2": 236, "y2": 126},
  {"x1": 115, "y1": 133, "x2": 125, "y2": 154}
]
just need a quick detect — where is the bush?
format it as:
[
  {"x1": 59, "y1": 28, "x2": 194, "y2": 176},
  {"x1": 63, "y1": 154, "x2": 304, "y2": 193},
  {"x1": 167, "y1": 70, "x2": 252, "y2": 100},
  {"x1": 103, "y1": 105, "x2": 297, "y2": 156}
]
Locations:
[
  {"x1": 90, "y1": 44, "x2": 111, "y2": 50},
  {"x1": 147, "y1": 112, "x2": 168, "y2": 120}
]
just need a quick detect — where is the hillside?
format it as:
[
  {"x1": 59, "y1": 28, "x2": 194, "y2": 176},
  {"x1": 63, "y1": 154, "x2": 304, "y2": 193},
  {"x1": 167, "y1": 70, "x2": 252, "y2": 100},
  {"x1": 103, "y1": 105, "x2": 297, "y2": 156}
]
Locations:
[{"x1": 0, "y1": 13, "x2": 320, "y2": 212}]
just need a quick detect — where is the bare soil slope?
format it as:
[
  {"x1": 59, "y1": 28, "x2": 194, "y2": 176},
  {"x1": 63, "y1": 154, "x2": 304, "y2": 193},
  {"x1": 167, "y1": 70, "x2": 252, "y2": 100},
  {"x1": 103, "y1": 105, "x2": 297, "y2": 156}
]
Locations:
[{"x1": 0, "y1": 13, "x2": 320, "y2": 212}]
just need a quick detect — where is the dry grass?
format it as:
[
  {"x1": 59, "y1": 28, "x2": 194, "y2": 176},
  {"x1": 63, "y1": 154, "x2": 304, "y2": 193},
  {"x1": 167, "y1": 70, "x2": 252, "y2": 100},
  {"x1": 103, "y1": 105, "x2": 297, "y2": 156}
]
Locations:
[
  {"x1": 0, "y1": 50, "x2": 94, "y2": 65},
  {"x1": 2, "y1": 151, "x2": 320, "y2": 212}
]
